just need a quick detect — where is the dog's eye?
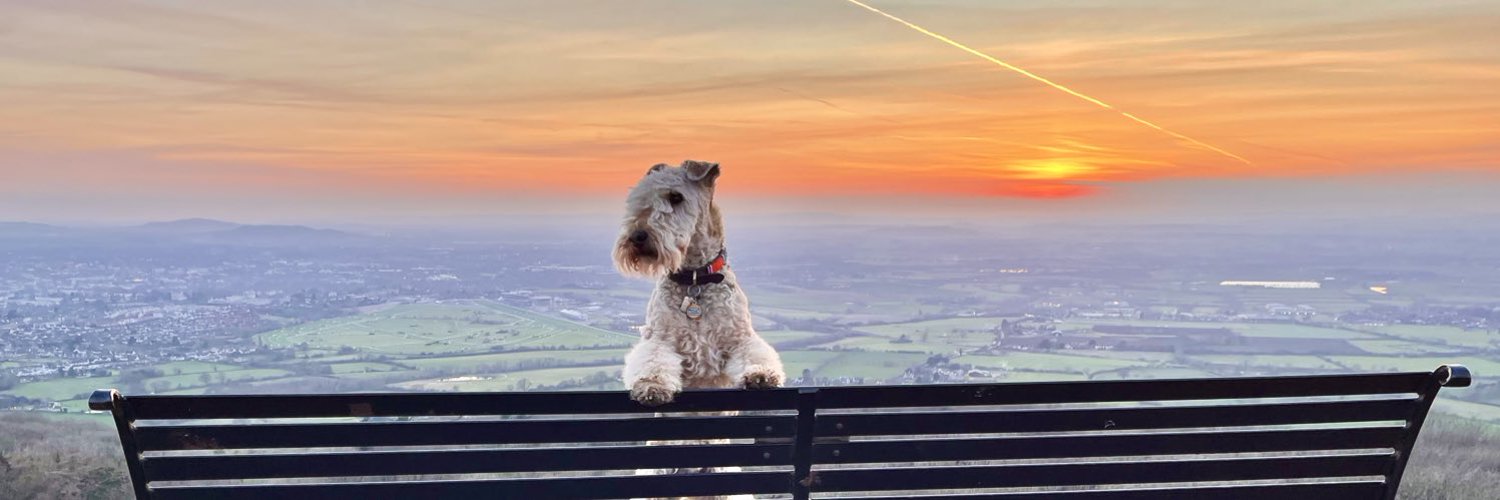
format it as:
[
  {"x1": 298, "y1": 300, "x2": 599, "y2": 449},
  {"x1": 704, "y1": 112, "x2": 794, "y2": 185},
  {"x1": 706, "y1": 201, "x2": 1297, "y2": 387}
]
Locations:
[{"x1": 667, "y1": 192, "x2": 684, "y2": 205}]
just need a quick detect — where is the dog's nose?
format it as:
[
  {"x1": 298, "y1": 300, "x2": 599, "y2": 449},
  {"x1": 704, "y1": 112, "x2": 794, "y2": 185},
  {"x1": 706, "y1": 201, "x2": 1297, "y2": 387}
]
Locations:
[{"x1": 629, "y1": 230, "x2": 649, "y2": 245}]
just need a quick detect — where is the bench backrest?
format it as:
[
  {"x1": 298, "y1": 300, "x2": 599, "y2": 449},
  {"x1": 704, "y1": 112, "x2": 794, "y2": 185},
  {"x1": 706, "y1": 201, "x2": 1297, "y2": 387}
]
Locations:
[{"x1": 92, "y1": 364, "x2": 1470, "y2": 500}]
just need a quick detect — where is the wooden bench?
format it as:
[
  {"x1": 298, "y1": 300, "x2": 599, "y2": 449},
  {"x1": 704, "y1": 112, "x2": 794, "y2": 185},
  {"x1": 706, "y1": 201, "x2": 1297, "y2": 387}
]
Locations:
[{"x1": 91, "y1": 364, "x2": 1470, "y2": 499}]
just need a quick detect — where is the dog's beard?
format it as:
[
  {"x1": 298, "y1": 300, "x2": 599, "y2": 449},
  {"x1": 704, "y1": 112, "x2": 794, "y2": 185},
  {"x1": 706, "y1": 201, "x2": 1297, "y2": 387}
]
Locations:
[{"x1": 612, "y1": 231, "x2": 683, "y2": 279}]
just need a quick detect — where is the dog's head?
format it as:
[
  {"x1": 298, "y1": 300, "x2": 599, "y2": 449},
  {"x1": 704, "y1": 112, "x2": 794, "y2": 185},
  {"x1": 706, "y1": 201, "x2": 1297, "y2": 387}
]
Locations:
[{"x1": 613, "y1": 160, "x2": 721, "y2": 279}]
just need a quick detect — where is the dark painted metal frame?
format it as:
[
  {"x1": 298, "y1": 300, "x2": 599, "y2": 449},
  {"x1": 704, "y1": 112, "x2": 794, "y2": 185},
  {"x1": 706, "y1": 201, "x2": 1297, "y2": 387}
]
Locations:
[{"x1": 90, "y1": 364, "x2": 1471, "y2": 500}]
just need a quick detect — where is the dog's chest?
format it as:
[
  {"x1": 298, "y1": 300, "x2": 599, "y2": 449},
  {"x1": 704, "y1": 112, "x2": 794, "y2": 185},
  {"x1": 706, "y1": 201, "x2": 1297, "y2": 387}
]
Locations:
[
  {"x1": 652, "y1": 284, "x2": 746, "y2": 380},
  {"x1": 673, "y1": 324, "x2": 733, "y2": 379}
]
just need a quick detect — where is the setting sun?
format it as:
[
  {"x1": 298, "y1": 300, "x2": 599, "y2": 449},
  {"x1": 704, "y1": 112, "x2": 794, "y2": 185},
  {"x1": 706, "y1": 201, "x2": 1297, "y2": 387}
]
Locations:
[{"x1": 1007, "y1": 161, "x2": 1098, "y2": 181}]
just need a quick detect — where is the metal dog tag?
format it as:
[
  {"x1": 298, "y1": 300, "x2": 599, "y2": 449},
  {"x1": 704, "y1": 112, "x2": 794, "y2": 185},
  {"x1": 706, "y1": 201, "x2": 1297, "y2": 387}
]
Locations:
[{"x1": 681, "y1": 297, "x2": 703, "y2": 320}]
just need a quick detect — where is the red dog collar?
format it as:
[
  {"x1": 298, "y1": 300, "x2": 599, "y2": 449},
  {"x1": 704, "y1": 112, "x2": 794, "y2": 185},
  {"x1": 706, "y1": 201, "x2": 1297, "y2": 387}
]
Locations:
[{"x1": 668, "y1": 249, "x2": 728, "y2": 286}]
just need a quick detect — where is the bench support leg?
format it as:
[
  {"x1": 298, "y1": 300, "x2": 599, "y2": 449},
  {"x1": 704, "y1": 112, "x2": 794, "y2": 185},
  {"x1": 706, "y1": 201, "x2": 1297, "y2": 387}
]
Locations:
[
  {"x1": 92, "y1": 389, "x2": 150, "y2": 499},
  {"x1": 1384, "y1": 367, "x2": 1451, "y2": 500},
  {"x1": 792, "y1": 388, "x2": 819, "y2": 500}
]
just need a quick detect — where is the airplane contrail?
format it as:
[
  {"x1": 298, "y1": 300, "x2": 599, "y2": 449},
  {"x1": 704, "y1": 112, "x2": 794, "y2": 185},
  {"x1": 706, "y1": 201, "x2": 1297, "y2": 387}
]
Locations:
[{"x1": 842, "y1": 0, "x2": 1254, "y2": 166}]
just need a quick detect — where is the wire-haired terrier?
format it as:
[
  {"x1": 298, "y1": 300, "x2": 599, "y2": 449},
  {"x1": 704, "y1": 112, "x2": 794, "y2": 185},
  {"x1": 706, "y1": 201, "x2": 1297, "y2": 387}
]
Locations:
[{"x1": 613, "y1": 160, "x2": 784, "y2": 406}]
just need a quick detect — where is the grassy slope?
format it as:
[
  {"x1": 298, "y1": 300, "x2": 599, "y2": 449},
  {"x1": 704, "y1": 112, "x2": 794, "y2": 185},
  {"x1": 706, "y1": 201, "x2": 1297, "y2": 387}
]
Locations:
[
  {"x1": 1401, "y1": 415, "x2": 1500, "y2": 499},
  {"x1": 0, "y1": 412, "x2": 131, "y2": 499}
]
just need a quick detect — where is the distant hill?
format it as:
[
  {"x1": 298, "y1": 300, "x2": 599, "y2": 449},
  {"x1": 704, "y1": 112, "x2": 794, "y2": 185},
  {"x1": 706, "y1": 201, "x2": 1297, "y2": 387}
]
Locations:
[
  {"x1": 0, "y1": 219, "x2": 374, "y2": 253},
  {"x1": 0, "y1": 222, "x2": 68, "y2": 237},
  {"x1": 126, "y1": 219, "x2": 367, "y2": 246},
  {"x1": 196, "y1": 224, "x2": 366, "y2": 246},
  {"x1": 217, "y1": 224, "x2": 346, "y2": 237},
  {"x1": 134, "y1": 218, "x2": 242, "y2": 234}
]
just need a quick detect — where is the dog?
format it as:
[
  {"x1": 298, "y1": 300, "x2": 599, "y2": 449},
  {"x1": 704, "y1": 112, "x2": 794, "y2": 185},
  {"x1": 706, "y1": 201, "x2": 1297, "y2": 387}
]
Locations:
[
  {"x1": 614, "y1": 160, "x2": 785, "y2": 406},
  {"x1": 614, "y1": 161, "x2": 783, "y2": 500}
]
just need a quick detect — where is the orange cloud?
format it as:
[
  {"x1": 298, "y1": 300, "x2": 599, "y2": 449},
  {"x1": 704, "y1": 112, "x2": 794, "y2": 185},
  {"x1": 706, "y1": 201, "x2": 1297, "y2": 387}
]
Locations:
[{"x1": 0, "y1": 0, "x2": 1496, "y2": 211}]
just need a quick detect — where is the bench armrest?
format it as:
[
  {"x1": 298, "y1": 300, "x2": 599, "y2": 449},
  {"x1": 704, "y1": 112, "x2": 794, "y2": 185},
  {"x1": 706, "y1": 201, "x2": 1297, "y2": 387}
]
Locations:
[
  {"x1": 1437, "y1": 364, "x2": 1471, "y2": 388},
  {"x1": 89, "y1": 389, "x2": 119, "y2": 411}
]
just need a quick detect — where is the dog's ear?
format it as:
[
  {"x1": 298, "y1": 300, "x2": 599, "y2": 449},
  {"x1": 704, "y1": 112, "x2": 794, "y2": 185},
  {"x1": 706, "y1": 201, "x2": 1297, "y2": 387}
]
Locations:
[
  {"x1": 646, "y1": 163, "x2": 668, "y2": 176},
  {"x1": 683, "y1": 160, "x2": 720, "y2": 188}
]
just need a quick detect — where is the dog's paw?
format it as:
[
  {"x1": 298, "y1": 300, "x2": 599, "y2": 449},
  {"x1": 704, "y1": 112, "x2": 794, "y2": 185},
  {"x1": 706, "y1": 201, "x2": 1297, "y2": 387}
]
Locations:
[
  {"x1": 741, "y1": 367, "x2": 783, "y2": 390},
  {"x1": 630, "y1": 379, "x2": 678, "y2": 406}
]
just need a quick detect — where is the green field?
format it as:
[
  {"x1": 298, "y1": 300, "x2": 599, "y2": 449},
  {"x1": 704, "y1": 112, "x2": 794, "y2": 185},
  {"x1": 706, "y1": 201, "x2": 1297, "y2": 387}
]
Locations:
[
  {"x1": 305, "y1": 354, "x2": 367, "y2": 363},
  {"x1": 1, "y1": 364, "x2": 303, "y2": 401},
  {"x1": 256, "y1": 300, "x2": 633, "y2": 355},
  {"x1": 3, "y1": 376, "x2": 114, "y2": 401},
  {"x1": 938, "y1": 283, "x2": 1026, "y2": 302},
  {"x1": 757, "y1": 329, "x2": 830, "y2": 346},
  {"x1": 812, "y1": 351, "x2": 929, "y2": 380},
  {"x1": 778, "y1": 350, "x2": 842, "y2": 378},
  {"x1": 827, "y1": 317, "x2": 1012, "y2": 354},
  {"x1": 1351, "y1": 339, "x2": 1468, "y2": 355},
  {"x1": 990, "y1": 371, "x2": 1091, "y2": 382},
  {"x1": 957, "y1": 351, "x2": 1153, "y2": 375},
  {"x1": 1214, "y1": 286, "x2": 1372, "y2": 314},
  {"x1": 331, "y1": 370, "x2": 418, "y2": 380},
  {"x1": 139, "y1": 368, "x2": 292, "y2": 390},
  {"x1": 148, "y1": 361, "x2": 244, "y2": 375},
  {"x1": 1372, "y1": 325, "x2": 1497, "y2": 349},
  {"x1": 329, "y1": 361, "x2": 407, "y2": 374},
  {"x1": 1090, "y1": 367, "x2": 1219, "y2": 380},
  {"x1": 395, "y1": 365, "x2": 622, "y2": 392},
  {"x1": 1188, "y1": 354, "x2": 1344, "y2": 370},
  {"x1": 855, "y1": 317, "x2": 1009, "y2": 338},
  {"x1": 158, "y1": 387, "x2": 210, "y2": 396},
  {"x1": 1327, "y1": 356, "x2": 1500, "y2": 375},
  {"x1": 751, "y1": 286, "x2": 928, "y2": 322},
  {"x1": 1061, "y1": 350, "x2": 1179, "y2": 363},
  {"x1": 1057, "y1": 319, "x2": 1374, "y2": 339},
  {"x1": 1232, "y1": 323, "x2": 1375, "y2": 339},
  {"x1": 823, "y1": 334, "x2": 991, "y2": 354},
  {"x1": 402, "y1": 348, "x2": 626, "y2": 372}
]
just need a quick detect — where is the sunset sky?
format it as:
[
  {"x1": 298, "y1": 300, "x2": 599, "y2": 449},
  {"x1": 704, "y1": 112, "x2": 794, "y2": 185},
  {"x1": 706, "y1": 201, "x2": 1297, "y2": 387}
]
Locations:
[{"x1": 2, "y1": 0, "x2": 1498, "y2": 223}]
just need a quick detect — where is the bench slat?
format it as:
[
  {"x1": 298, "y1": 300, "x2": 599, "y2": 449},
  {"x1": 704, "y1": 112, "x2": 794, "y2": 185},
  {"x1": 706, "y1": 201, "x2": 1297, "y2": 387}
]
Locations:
[
  {"x1": 144, "y1": 442, "x2": 791, "y2": 481},
  {"x1": 148, "y1": 470, "x2": 790, "y2": 500},
  {"x1": 815, "y1": 426, "x2": 1406, "y2": 464},
  {"x1": 815, "y1": 373, "x2": 1429, "y2": 409},
  {"x1": 125, "y1": 388, "x2": 798, "y2": 420},
  {"x1": 136, "y1": 414, "x2": 793, "y2": 451},
  {"x1": 830, "y1": 480, "x2": 1387, "y2": 499},
  {"x1": 809, "y1": 453, "x2": 1394, "y2": 492},
  {"x1": 120, "y1": 371, "x2": 1431, "y2": 421},
  {"x1": 817, "y1": 398, "x2": 1417, "y2": 436}
]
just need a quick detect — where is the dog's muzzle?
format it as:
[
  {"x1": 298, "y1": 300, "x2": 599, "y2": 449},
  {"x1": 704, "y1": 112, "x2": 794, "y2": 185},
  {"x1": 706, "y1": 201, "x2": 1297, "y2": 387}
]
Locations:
[{"x1": 629, "y1": 229, "x2": 649, "y2": 247}]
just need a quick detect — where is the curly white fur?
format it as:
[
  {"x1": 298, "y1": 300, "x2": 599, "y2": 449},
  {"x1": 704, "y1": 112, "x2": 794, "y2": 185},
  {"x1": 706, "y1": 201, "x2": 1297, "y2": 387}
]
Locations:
[{"x1": 613, "y1": 160, "x2": 784, "y2": 406}]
